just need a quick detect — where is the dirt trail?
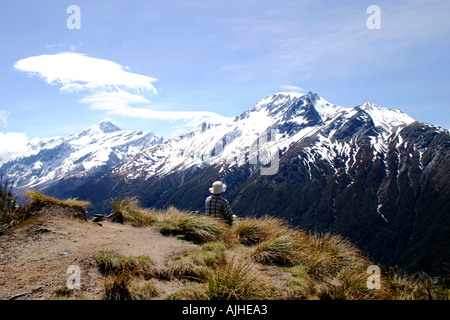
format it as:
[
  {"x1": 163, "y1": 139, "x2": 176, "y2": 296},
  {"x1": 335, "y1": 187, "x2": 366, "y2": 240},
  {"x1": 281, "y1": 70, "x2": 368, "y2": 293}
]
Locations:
[{"x1": 0, "y1": 208, "x2": 199, "y2": 300}]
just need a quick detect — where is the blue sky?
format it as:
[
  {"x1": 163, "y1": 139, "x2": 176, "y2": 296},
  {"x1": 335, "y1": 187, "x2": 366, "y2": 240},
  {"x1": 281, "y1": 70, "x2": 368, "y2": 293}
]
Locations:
[{"x1": 1, "y1": 0, "x2": 449, "y2": 161}]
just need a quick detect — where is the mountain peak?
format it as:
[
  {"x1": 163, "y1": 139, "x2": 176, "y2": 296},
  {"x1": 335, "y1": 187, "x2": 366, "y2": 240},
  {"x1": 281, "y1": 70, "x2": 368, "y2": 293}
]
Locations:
[
  {"x1": 357, "y1": 102, "x2": 415, "y2": 130},
  {"x1": 94, "y1": 120, "x2": 122, "y2": 133},
  {"x1": 77, "y1": 120, "x2": 122, "y2": 137}
]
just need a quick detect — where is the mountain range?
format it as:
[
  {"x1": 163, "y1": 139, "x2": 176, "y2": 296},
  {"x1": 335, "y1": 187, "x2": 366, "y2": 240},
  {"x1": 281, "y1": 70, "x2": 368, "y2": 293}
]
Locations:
[
  {"x1": 2, "y1": 91, "x2": 449, "y2": 276},
  {"x1": 0, "y1": 120, "x2": 162, "y2": 196}
]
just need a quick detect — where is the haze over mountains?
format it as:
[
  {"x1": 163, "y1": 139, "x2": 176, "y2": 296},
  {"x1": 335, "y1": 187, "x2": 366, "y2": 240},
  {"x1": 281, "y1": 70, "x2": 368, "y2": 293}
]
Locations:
[{"x1": 2, "y1": 91, "x2": 449, "y2": 276}]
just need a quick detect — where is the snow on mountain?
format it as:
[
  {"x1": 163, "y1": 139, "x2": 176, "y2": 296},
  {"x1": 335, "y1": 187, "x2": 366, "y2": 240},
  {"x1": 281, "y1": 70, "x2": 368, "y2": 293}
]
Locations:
[
  {"x1": 111, "y1": 91, "x2": 417, "y2": 183},
  {"x1": 0, "y1": 120, "x2": 163, "y2": 191}
]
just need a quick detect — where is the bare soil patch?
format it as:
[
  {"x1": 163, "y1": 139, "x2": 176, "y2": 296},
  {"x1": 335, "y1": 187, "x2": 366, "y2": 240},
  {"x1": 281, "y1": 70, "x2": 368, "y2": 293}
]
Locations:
[{"x1": 0, "y1": 208, "x2": 199, "y2": 300}]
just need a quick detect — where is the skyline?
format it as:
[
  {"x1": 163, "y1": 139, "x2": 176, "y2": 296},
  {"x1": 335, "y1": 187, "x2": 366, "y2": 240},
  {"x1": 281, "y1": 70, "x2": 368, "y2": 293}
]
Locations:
[{"x1": 1, "y1": 0, "x2": 449, "y2": 162}]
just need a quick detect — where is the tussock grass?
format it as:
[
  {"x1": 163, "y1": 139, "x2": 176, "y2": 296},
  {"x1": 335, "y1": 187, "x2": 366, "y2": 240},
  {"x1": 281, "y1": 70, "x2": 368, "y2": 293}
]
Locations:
[
  {"x1": 106, "y1": 198, "x2": 448, "y2": 300},
  {"x1": 103, "y1": 270, "x2": 134, "y2": 300},
  {"x1": 53, "y1": 284, "x2": 75, "y2": 297},
  {"x1": 237, "y1": 216, "x2": 307, "y2": 267},
  {"x1": 95, "y1": 251, "x2": 162, "y2": 300},
  {"x1": 299, "y1": 232, "x2": 368, "y2": 281},
  {"x1": 173, "y1": 255, "x2": 275, "y2": 300},
  {"x1": 111, "y1": 198, "x2": 237, "y2": 245},
  {"x1": 167, "y1": 242, "x2": 227, "y2": 281},
  {"x1": 233, "y1": 216, "x2": 292, "y2": 246},
  {"x1": 95, "y1": 251, "x2": 157, "y2": 278},
  {"x1": 109, "y1": 197, "x2": 157, "y2": 227},
  {"x1": 25, "y1": 190, "x2": 91, "y2": 209},
  {"x1": 251, "y1": 233, "x2": 303, "y2": 267},
  {"x1": 130, "y1": 282, "x2": 160, "y2": 300},
  {"x1": 157, "y1": 206, "x2": 236, "y2": 245},
  {"x1": 388, "y1": 272, "x2": 449, "y2": 300}
]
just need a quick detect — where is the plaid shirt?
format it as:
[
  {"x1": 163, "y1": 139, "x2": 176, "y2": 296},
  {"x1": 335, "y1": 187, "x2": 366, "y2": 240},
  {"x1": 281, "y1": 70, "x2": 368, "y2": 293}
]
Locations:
[{"x1": 205, "y1": 194, "x2": 233, "y2": 225}]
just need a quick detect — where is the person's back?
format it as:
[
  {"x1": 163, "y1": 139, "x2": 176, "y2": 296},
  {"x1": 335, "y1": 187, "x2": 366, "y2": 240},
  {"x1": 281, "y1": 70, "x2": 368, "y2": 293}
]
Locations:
[{"x1": 205, "y1": 181, "x2": 233, "y2": 226}]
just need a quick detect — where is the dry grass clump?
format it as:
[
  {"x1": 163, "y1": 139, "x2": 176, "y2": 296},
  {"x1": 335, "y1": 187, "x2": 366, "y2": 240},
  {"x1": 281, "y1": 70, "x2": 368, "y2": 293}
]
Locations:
[
  {"x1": 102, "y1": 269, "x2": 134, "y2": 300},
  {"x1": 251, "y1": 233, "x2": 303, "y2": 267},
  {"x1": 95, "y1": 251, "x2": 162, "y2": 300},
  {"x1": 109, "y1": 197, "x2": 157, "y2": 227},
  {"x1": 170, "y1": 254, "x2": 275, "y2": 300},
  {"x1": 105, "y1": 198, "x2": 449, "y2": 301},
  {"x1": 166, "y1": 242, "x2": 227, "y2": 281},
  {"x1": 233, "y1": 216, "x2": 292, "y2": 245},
  {"x1": 112, "y1": 198, "x2": 237, "y2": 245},
  {"x1": 156, "y1": 206, "x2": 236, "y2": 245},
  {"x1": 235, "y1": 216, "x2": 307, "y2": 267},
  {"x1": 95, "y1": 250, "x2": 157, "y2": 279},
  {"x1": 25, "y1": 189, "x2": 91, "y2": 209},
  {"x1": 299, "y1": 233, "x2": 368, "y2": 281},
  {"x1": 387, "y1": 272, "x2": 449, "y2": 300}
]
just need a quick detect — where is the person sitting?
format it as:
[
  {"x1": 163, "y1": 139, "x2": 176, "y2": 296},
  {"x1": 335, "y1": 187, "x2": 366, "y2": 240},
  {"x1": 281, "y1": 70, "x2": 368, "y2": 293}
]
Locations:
[{"x1": 205, "y1": 181, "x2": 235, "y2": 226}]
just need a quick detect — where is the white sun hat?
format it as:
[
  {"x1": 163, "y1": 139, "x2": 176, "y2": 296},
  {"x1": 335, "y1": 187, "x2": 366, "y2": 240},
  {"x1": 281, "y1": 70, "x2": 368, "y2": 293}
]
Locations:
[{"x1": 209, "y1": 181, "x2": 227, "y2": 194}]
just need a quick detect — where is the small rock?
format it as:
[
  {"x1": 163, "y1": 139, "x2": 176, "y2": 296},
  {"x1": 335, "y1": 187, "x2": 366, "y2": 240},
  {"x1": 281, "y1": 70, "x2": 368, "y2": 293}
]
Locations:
[{"x1": 59, "y1": 250, "x2": 73, "y2": 257}]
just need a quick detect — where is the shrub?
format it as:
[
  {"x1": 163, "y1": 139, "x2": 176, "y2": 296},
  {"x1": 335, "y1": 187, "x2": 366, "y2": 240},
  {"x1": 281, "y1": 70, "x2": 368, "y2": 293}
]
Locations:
[{"x1": 53, "y1": 284, "x2": 74, "y2": 297}]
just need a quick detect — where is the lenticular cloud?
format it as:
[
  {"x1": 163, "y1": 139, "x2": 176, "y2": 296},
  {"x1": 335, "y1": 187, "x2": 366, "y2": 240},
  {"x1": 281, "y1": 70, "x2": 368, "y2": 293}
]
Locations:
[
  {"x1": 14, "y1": 52, "x2": 228, "y2": 125},
  {"x1": 14, "y1": 52, "x2": 158, "y2": 94}
]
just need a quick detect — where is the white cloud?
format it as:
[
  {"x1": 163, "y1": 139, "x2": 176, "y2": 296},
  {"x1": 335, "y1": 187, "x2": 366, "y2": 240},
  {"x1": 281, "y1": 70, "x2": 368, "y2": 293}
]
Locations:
[
  {"x1": 0, "y1": 132, "x2": 29, "y2": 164},
  {"x1": 280, "y1": 85, "x2": 305, "y2": 93},
  {"x1": 0, "y1": 111, "x2": 8, "y2": 126},
  {"x1": 14, "y1": 52, "x2": 229, "y2": 127},
  {"x1": 80, "y1": 91, "x2": 231, "y2": 126},
  {"x1": 14, "y1": 52, "x2": 158, "y2": 94}
]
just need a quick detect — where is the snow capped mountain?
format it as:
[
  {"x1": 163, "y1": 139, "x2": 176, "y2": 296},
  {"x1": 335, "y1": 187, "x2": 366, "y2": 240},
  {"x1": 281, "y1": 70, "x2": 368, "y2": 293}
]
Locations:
[
  {"x1": 111, "y1": 91, "x2": 418, "y2": 182},
  {"x1": 0, "y1": 120, "x2": 163, "y2": 192}
]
